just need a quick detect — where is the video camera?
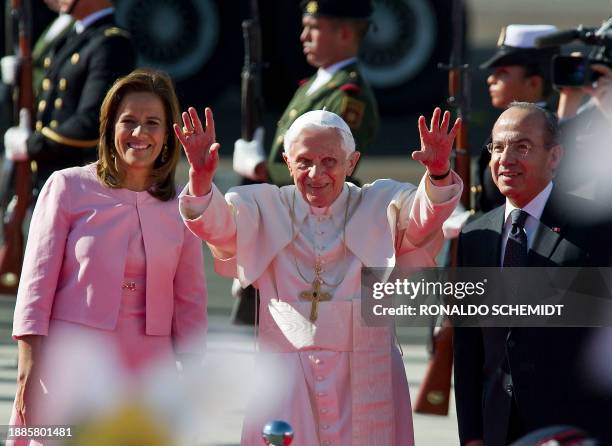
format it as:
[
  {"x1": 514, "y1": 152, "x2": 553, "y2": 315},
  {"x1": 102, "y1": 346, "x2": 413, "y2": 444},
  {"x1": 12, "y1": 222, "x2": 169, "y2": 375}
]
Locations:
[{"x1": 536, "y1": 17, "x2": 612, "y2": 87}]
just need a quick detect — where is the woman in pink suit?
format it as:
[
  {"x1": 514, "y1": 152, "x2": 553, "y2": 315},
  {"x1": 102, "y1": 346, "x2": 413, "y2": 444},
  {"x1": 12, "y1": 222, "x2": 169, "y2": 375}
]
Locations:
[{"x1": 9, "y1": 69, "x2": 207, "y2": 441}]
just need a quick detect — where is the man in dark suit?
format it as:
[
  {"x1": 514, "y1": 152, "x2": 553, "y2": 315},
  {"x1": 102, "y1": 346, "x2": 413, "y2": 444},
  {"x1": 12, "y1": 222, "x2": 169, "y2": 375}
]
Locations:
[
  {"x1": 3, "y1": 0, "x2": 135, "y2": 193},
  {"x1": 443, "y1": 25, "x2": 560, "y2": 239},
  {"x1": 476, "y1": 24, "x2": 560, "y2": 213},
  {"x1": 453, "y1": 102, "x2": 612, "y2": 446}
]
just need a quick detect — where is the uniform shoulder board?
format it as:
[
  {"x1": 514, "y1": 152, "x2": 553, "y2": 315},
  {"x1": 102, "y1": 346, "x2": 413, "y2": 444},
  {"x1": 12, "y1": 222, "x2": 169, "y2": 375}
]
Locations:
[
  {"x1": 104, "y1": 27, "x2": 131, "y2": 39},
  {"x1": 340, "y1": 83, "x2": 361, "y2": 94}
]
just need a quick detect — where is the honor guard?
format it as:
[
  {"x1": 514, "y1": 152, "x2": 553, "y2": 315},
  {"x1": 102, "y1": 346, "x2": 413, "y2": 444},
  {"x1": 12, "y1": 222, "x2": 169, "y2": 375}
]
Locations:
[
  {"x1": 1, "y1": 7, "x2": 74, "y2": 152},
  {"x1": 32, "y1": 12, "x2": 75, "y2": 98},
  {"x1": 3, "y1": 0, "x2": 136, "y2": 194}
]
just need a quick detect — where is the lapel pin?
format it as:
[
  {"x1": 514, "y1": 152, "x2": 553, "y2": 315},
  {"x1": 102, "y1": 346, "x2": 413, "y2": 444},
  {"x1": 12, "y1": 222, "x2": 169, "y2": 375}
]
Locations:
[{"x1": 552, "y1": 227, "x2": 561, "y2": 233}]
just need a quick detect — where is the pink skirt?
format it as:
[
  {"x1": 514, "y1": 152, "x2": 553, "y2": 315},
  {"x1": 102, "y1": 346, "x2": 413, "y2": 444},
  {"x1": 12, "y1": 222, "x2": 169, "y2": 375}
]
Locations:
[{"x1": 7, "y1": 278, "x2": 175, "y2": 446}]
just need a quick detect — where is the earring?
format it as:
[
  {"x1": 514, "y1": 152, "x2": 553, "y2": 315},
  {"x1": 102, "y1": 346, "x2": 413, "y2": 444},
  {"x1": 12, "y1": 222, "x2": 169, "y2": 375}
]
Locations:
[
  {"x1": 110, "y1": 149, "x2": 115, "y2": 160},
  {"x1": 161, "y1": 144, "x2": 168, "y2": 163}
]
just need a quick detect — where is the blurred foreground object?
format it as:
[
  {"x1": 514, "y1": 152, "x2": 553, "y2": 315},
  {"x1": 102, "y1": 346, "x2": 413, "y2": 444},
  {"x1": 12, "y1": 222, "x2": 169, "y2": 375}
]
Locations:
[
  {"x1": 65, "y1": 402, "x2": 173, "y2": 446},
  {"x1": 510, "y1": 425, "x2": 601, "y2": 446},
  {"x1": 262, "y1": 420, "x2": 294, "y2": 446}
]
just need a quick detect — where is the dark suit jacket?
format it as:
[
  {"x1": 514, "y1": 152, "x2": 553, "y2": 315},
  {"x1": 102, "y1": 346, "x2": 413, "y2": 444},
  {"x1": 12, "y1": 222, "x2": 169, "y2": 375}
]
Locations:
[{"x1": 453, "y1": 187, "x2": 612, "y2": 446}]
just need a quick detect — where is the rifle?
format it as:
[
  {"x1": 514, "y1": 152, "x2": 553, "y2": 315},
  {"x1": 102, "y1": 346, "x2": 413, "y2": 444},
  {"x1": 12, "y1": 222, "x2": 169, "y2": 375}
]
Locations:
[
  {"x1": 231, "y1": 0, "x2": 264, "y2": 325},
  {"x1": 240, "y1": 0, "x2": 264, "y2": 143},
  {"x1": 414, "y1": 0, "x2": 470, "y2": 416},
  {"x1": 0, "y1": 0, "x2": 34, "y2": 294}
]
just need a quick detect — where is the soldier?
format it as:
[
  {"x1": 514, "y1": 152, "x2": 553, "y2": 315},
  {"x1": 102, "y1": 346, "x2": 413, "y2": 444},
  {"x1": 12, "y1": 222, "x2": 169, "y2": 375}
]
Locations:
[
  {"x1": 32, "y1": 3, "x2": 75, "y2": 97},
  {"x1": 233, "y1": 0, "x2": 379, "y2": 186},
  {"x1": 1, "y1": 2, "x2": 73, "y2": 149},
  {"x1": 3, "y1": 0, "x2": 135, "y2": 194}
]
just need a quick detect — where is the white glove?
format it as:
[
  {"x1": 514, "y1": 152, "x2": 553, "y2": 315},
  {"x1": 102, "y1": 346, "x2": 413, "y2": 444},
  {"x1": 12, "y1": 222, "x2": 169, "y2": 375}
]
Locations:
[
  {"x1": 1, "y1": 55, "x2": 17, "y2": 85},
  {"x1": 4, "y1": 108, "x2": 31, "y2": 161},
  {"x1": 233, "y1": 127, "x2": 266, "y2": 180},
  {"x1": 442, "y1": 204, "x2": 472, "y2": 240}
]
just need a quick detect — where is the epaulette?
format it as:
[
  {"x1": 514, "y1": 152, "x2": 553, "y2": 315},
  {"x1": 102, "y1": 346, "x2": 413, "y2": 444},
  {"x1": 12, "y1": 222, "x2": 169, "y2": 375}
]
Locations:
[
  {"x1": 340, "y1": 96, "x2": 365, "y2": 129},
  {"x1": 340, "y1": 83, "x2": 361, "y2": 94},
  {"x1": 104, "y1": 27, "x2": 131, "y2": 39}
]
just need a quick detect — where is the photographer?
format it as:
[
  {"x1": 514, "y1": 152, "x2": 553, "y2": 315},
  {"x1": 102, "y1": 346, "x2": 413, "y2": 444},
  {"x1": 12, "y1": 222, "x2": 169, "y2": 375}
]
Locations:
[
  {"x1": 539, "y1": 19, "x2": 612, "y2": 217},
  {"x1": 558, "y1": 64, "x2": 612, "y2": 121}
]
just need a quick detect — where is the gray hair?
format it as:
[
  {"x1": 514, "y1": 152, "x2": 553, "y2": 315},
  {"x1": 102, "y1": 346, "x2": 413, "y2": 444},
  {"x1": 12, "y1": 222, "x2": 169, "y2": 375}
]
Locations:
[{"x1": 507, "y1": 101, "x2": 560, "y2": 147}]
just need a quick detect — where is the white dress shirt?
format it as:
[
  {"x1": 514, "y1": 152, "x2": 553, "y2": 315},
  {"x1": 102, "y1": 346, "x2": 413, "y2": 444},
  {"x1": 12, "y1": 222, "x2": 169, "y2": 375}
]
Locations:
[{"x1": 306, "y1": 57, "x2": 358, "y2": 96}]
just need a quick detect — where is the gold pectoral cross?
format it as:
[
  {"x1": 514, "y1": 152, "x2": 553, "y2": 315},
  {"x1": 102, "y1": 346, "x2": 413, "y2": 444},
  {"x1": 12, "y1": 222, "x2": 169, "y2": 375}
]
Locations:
[{"x1": 300, "y1": 278, "x2": 331, "y2": 322}]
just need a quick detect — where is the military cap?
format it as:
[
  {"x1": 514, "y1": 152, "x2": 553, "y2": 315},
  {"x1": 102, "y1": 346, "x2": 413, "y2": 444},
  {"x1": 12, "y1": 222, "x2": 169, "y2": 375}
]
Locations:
[
  {"x1": 300, "y1": 0, "x2": 372, "y2": 20},
  {"x1": 480, "y1": 24, "x2": 560, "y2": 69}
]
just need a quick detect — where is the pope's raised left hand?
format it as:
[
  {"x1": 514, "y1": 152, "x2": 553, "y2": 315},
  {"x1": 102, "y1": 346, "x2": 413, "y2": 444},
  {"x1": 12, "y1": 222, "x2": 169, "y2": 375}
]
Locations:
[{"x1": 412, "y1": 107, "x2": 461, "y2": 176}]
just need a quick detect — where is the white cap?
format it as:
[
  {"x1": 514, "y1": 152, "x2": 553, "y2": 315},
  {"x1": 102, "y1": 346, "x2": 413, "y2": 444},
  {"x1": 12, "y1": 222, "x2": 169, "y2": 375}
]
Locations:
[
  {"x1": 500, "y1": 24, "x2": 559, "y2": 49},
  {"x1": 480, "y1": 24, "x2": 560, "y2": 69},
  {"x1": 283, "y1": 110, "x2": 355, "y2": 155}
]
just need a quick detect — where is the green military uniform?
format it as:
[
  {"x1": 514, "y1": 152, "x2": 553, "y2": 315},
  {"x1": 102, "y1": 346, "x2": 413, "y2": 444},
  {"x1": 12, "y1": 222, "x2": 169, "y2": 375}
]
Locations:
[
  {"x1": 26, "y1": 14, "x2": 135, "y2": 192},
  {"x1": 267, "y1": 61, "x2": 379, "y2": 185}
]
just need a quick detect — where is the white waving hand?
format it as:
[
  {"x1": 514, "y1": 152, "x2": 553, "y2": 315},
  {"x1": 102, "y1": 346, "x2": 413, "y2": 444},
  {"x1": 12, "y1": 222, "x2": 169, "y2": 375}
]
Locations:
[
  {"x1": 412, "y1": 107, "x2": 461, "y2": 178},
  {"x1": 174, "y1": 107, "x2": 220, "y2": 196}
]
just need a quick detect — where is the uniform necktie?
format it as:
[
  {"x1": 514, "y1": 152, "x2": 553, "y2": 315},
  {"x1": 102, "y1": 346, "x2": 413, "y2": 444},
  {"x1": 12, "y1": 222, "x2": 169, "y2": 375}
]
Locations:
[{"x1": 503, "y1": 209, "x2": 529, "y2": 267}]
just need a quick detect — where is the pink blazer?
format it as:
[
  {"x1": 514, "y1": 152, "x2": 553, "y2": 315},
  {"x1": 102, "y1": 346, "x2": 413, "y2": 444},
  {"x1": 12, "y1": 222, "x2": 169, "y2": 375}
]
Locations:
[{"x1": 13, "y1": 164, "x2": 207, "y2": 353}]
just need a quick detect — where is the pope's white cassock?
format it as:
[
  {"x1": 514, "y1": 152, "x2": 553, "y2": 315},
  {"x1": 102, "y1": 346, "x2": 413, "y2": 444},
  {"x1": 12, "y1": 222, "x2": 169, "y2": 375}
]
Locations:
[{"x1": 179, "y1": 172, "x2": 461, "y2": 445}]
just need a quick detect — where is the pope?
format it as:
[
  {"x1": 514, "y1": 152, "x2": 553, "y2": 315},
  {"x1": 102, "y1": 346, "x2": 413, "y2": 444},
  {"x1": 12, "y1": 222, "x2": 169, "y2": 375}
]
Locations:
[{"x1": 175, "y1": 107, "x2": 463, "y2": 445}]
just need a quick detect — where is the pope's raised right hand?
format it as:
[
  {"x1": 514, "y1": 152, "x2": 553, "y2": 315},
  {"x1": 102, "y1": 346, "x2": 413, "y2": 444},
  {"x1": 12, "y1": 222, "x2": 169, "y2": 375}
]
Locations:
[{"x1": 174, "y1": 107, "x2": 220, "y2": 196}]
